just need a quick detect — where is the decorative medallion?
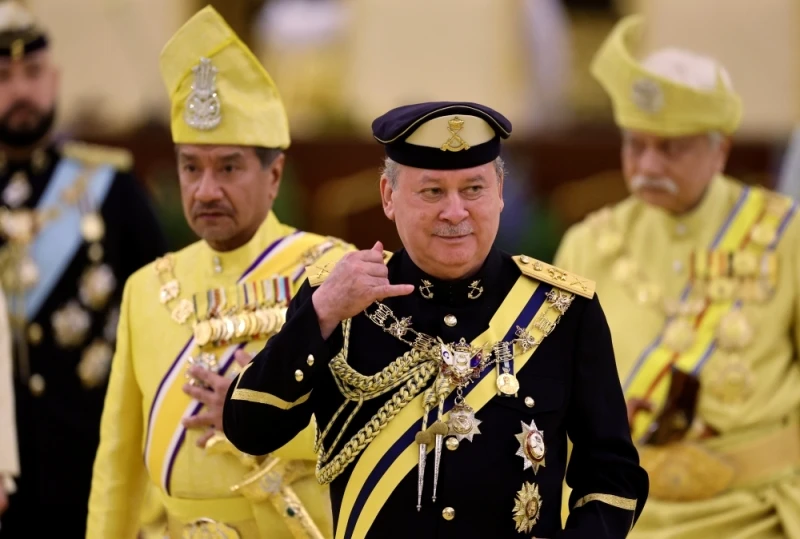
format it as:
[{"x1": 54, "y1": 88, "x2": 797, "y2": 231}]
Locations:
[
  {"x1": 79, "y1": 264, "x2": 116, "y2": 310},
  {"x1": 419, "y1": 279, "x2": 434, "y2": 299},
  {"x1": 515, "y1": 419, "x2": 546, "y2": 474},
  {"x1": 447, "y1": 402, "x2": 482, "y2": 442},
  {"x1": 77, "y1": 339, "x2": 114, "y2": 388},
  {"x1": 512, "y1": 481, "x2": 543, "y2": 533},
  {"x1": 704, "y1": 354, "x2": 755, "y2": 405},
  {"x1": 184, "y1": 57, "x2": 222, "y2": 131},
  {"x1": 716, "y1": 309, "x2": 754, "y2": 351},
  {"x1": 545, "y1": 289, "x2": 574, "y2": 314},
  {"x1": 441, "y1": 117, "x2": 470, "y2": 152},
  {"x1": 3, "y1": 171, "x2": 31, "y2": 208},
  {"x1": 80, "y1": 212, "x2": 105, "y2": 243},
  {"x1": 662, "y1": 318, "x2": 695, "y2": 353},
  {"x1": 440, "y1": 339, "x2": 482, "y2": 383},
  {"x1": 467, "y1": 280, "x2": 484, "y2": 300},
  {"x1": 631, "y1": 78, "x2": 664, "y2": 113},
  {"x1": 51, "y1": 300, "x2": 92, "y2": 348}
]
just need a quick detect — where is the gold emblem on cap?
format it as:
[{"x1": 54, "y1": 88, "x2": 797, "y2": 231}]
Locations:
[
  {"x1": 631, "y1": 78, "x2": 664, "y2": 113},
  {"x1": 10, "y1": 39, "x2": 24, "y2": 61},
  {"x1": 441, "y1": 116, "x2": 470, "y2": 152}
]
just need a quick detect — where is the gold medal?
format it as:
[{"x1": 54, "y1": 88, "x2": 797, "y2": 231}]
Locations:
[
  {"x1": 749, "y1": 223, "x2": 775, "y2": 247},
  {"x1": 209, "y1": 318, "x2": 224, "y2": 342},
  {"x1": 732, "y1": 251, "x2": 758, "y2": 277},
  {"x1": 194, "y1": 320, "x2": 212, "y2": 346},
  {"x1": 80, "y1": 212, "x2": 106, "y2": 243},
  {"x1": 222, "y1": 317, "x2": 235, "y2": 341},
  {"x1": 77, "y1": 339, "x2": 113, "y2": 388},
  {"x1": 704, "y1": 353, "x2": 755, "y2": 405},
  {"x1": 512, "y1": 482, "x2": 542, "y2": 534},
  {"x1": 79, "y1": 264, "x2": 116, "y2": 311},
  {"x1": 447, "y1": 402, "x2": 482, "y2": 442},
  {"x1": 18, "y1": 256, "x2": 39, "y2": 289},
  {"x1": 51, "y1": 300, "x2": 91, "y2": 348},
  {"x1": 708, "y1": 278, "x2": 735, "y2": 302},
  {"x1": 716, "y1": 310, "x2": 754, "y2": 351},
  {"x1": 663, "y1": 318, "x2": 695, "y2": 353},
  {"x1": 0, "y1": 209, "x2": 36, "y2": 244},
  {"x1": 246, "y1": 312, "x2": 260, "y2": 337},
  {"x1": 171, "y1": 299, "x2": 194, "y2": 325},
  {"x1": 496, "y1": 372, "x2": 520, "y2": 396},
  {"x1": 234, "y1": 313, "x2": 250, "y2": 338}
]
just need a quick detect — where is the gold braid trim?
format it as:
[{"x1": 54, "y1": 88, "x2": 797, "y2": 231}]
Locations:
[{"x1": 315, "y1": 319, "x2": 439, "y2": 484}]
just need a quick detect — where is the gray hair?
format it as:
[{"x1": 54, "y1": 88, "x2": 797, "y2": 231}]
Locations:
[{"x1": 381, "y1": 156, "x2": 507, "y2": 188}]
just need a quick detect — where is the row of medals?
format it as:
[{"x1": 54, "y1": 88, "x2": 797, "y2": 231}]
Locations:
[
  {"x1": 192, "y1": 306, "x2": 287, "y2": 348},
  {"x1": 0, "y1": 167, "x2": 117, "y2": 389}
]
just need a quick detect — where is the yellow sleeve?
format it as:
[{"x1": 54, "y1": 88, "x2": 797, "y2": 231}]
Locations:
[{"x1": 86, "y1": 280, "x2": 148, "y2": 539}]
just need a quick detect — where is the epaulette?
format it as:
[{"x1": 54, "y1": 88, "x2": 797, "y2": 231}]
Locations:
[
  {"x1": 513, "y1": 255, "x2": 595, "y2": 299},
  {"x1": 306, "y1": 250, "x2": 393, "y2": 288},
  {"x1": 61, "y1": 141, "x2": 133, "y2": 172}
]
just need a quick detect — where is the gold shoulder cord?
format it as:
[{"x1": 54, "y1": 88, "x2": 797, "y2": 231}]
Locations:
[{"x1": 315, "y1": 318, "x2": 439, "y2": 484}]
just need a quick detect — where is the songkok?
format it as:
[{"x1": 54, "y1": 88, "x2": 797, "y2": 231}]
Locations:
[
  {"x1": 372, "y1": 102, "x2": 512, "y2": 170},
  {"x1": 590, "y1": 15, "x2": 742, "y2": 136},
  {"x1": 0, "y1": 1, "x2": 47, "y2": 60},
  {"x1": 159, "y1": 6, "x2": 290, "y2": 149}
]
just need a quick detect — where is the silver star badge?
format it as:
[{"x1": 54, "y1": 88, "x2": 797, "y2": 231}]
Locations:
[
  {"x1": 515, "y1": 419, "x2": 546, "y2": 474},
  {"x1": 447, "y1": 403, "x2": 482, "y2": 442}
]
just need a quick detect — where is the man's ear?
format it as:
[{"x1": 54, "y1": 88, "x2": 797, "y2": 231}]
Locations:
[
  {"x1": 265, "y1": 153, "x2": 285, "y2": 203},
  {"x1": 380, "y1": 175, "x2": 395, "y2": 221}
]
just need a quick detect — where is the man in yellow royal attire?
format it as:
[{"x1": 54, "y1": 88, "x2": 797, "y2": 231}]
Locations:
[
  {"x1": 554, "y1": 14, "x2": 800, "y2": 538},
  {"x1": 86, "y1": 6, "x2": 353, "y2": 538}
]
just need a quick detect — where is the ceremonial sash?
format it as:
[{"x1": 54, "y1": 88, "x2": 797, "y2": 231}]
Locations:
[
  {"x1": 337, "y1": 277, "x2": 557, "y2": 539},
  {"x1": 624, "y1": 187, "x2": 798, "y2": 440},
  {"x1": 144, "y1": 230, "x2": 331, "y2": 494},
  {"x1": 24, "y1": 158, "x2": 115, "y2": 320}
]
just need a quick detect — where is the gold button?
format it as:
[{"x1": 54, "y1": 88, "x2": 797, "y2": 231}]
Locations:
[
  {"x1": 307, "y1": 354, "x2": 314, "y2": 367},
  {"x1": 525, "y1": 397, "x2": 535, "y2": 408},
  {"x1": 29, "y1": 374, "x2": 45, "y2": 396},
  {"x1": 675, "y1": 223, "x2": 687, "y2": 236},
  {"x1": 445, "y1": 437, "x2": 459, "y2": 451},
  {"x1": 444, "y1": 315, "x2": 457, "y2": 327},
  {"x1": 27, "y1": 323, "x2": 43, "y2": 345},
  {"x1": 212, "y1": 256, "x2": 223, "y2": 273},
  {"x1": 294, "y1": 369, "x2": 304, "y2": 382},
  {"x1": 519, "y1": 255, "x2": 531, "y2": 265},
  {"x1": 442, "y1": 507, "x2": 455, "y2": 521}
]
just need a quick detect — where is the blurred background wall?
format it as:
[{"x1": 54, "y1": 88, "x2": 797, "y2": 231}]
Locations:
[{"x1": 23, "y1": 0, "x2": 800, "y2": 260}]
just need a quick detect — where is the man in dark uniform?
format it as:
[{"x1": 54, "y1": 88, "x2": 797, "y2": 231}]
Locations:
[
  {"x1": 223, "y1": 102, "x2": 649, "y2": 538},
  {"x1": 0, "y1": 2, "x2": 168, "y2": 536}
]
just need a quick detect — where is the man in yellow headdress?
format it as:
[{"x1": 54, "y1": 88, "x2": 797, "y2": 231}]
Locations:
[
  {"x1": 86, "y1": 6, "x2": 353, "y2": 538},
  {"x1": 554, "y1": 14, "x2": 800, "y2": 538}
]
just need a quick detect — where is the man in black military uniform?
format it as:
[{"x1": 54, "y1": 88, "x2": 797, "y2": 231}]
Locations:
[
  {"x1": 0, "y1": 2, "x2": 168, "y2": 536},
  {"x1": 223, "y1": 101, "x2": 649, "y2": 538}
]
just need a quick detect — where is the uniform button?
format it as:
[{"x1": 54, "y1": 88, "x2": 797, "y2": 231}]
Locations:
[
  {"x1": 445, "y1": 437, "x2": 459, "y2": 451},
  {"x1": 524, "y1": 397, "x2": 535, "y2": 408},
  {"x1": 519, "y1": 255, "x2": 531, "y2": 265},
  {"x1": 27, "y1": 323, "x2": 43, "y2": 345},
  {"x1": 29, "y1": 374, "x2": 45, "y2": 396},
  {"x1": 294, "y1": 369, "x2": 304, "y2": 382},
  {"x1": 444, "y1": 315, "x2": 457, "y2": 327},
  {"x1": 307, "y1": 354, "x2": 314, "y2": 366},
  {"x1": 675, "y1": 223, "x2": 687, "y2": 236},
  {"x1": 442, "y1": 507, "x2": 455, "y2": 521},
  {"x1": 672, "y1": 260, "x2": 684, "y2": 273}
]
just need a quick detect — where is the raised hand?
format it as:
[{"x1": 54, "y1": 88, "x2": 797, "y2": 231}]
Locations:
[{"x1": 312, "y1": 241, "x2": 413, "y2": 339}]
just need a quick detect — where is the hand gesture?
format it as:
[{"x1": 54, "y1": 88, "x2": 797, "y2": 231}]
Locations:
[
  {"x1": 312, "y1": 241, "x2": 413, "y2": 338},
  {"x1": 182, "y1": 350, "x2": 252, "y2": 447}
]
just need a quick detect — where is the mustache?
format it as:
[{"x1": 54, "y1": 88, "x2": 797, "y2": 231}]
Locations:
[
  {"x1": 630, "y1": 174, "x2": 679, "y2": 195},
  {"x1": 191, "y1": 203, "x2": 234, "y2": 218},
  {"x1": 1, "y1": 101, "x2": 43, "y2": 121},
  {"x1": 432, "y1": 222, "x2": 473, "y2": 237}
]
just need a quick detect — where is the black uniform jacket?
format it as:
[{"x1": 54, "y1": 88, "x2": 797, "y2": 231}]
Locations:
[
  {"x1": 0, "y1": 142, "x2": 167, "y2": 538},
  {"x1": 224, "y1": 248, "x2": 649, "y2": 539}
]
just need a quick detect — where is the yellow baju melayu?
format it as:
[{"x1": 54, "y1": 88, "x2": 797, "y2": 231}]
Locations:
[
  {"x1": 86, "y1": 6, "x2": 354, "y2": 538},
  {"x1": 555, "y1": 14, "x2": 800, "y2": 539}
]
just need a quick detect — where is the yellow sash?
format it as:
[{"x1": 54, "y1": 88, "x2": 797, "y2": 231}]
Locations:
[
  {"x1": 624, "y1": 187, "x2": 798, "y2": 440},
  {"x1": 336, "y1": 277, "x2": 562, "y2": 538},
  {"x1": 144, "y1": 231, "x2": 331, "y2": 494}
]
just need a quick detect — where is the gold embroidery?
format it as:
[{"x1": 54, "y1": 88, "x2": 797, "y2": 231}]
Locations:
[{"x1": 573, "y1": 493, "x2": 637, "y2": 511}]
